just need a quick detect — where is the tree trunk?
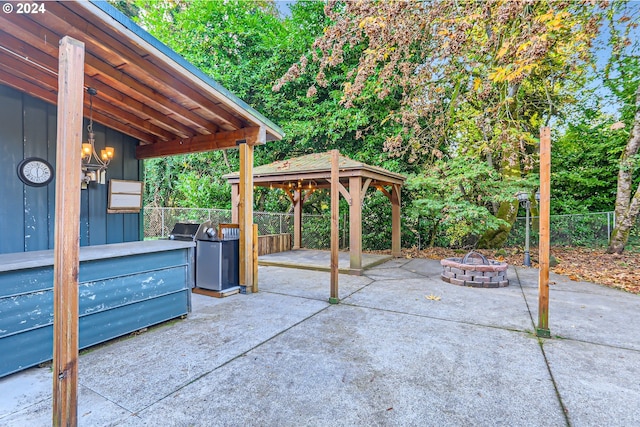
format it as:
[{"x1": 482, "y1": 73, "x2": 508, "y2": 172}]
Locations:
[
  {"x1": 478, "y1": 135, "x2": 521, "y2": 249},
  {"x1": 607, "y1": 84, "x2": 640, "y2": 254},
  {"x1": 477, "y1": 199, "x2": 519, "y2": 248}
]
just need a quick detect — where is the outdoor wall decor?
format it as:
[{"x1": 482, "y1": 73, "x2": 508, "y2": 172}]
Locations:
[{"x1": 108, "y1": 179, "x2": 143, "y2": 213}]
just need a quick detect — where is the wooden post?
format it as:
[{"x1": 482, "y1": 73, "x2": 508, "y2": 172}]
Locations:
[
  {"x1": 252, "y1": 223, "x2": 258, "y2": 293},
  {"x1": 52, "y1": 36, "x2": 84, "y2": 427},
  {"x1": 231, "y1": 183, "x2": 239, "y2": 224},
  {"x1": 329, "y1": 150, "x2": 339, "y2": 303},
  {"x1": 238, "y1": 141, "x2": 254, "y2": 293},
  {"x1": 293, "y1": 188, "x2": 302, "y2": 249},
  {"x1": 391, "y1": 184, "x2": 402, "y2": 257},
  {"x1": 349, "y1": 176, "x2": 363, "y2": 273},
  {"x1": 537, "y1": 127, "x2": 551, "y2": 338}
]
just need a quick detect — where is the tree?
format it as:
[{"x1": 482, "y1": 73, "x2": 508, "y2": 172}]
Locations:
[
  {"x1": 121, "y1": 0, "x2": 410, "y2": 216},
  {"x1": 552, "y1": 106, "x2": 626, "y2": 214},
  {"x1": 608, "y1": 82, "x2": 640, "y2": 253},
  {"x1": 275, "y1": 0, "x2": 603, "y2": 248},
  {"x1": 604, "y1": 1, "x2": 640, "y2": 253}
]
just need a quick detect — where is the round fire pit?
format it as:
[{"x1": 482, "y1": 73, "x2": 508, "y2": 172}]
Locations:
[{"x1": 440, "y1": 251, "x2": 508, "y2": 288}]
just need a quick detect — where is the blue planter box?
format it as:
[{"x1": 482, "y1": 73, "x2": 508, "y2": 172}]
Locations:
[{"x1": 0, "y1": 240, "x2": 194, "y2": 378}]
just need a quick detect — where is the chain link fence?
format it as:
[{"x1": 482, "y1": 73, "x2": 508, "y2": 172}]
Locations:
[
  {"x1": 144, "y1": 207, "x2": 639, "y2": 251},
  {"x1": 144, "y1": 207, "x2": 349, "y2": 249}
]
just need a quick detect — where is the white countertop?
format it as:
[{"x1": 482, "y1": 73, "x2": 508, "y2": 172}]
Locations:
[{"x1": 0, "y1": 240, "x2": 195, "y2": 272}]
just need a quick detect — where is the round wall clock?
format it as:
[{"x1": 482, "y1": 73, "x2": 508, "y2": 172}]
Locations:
[{"x1": 17, "y1": 157, "x2": 54, "y2": 187}]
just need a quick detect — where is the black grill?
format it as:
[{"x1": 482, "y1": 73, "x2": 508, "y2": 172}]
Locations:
[
  {"x1": 168, "y1": 221, "x2": 239, "y2": 291},
  {"x1": 168, "y1": 223, "x2": 199, "y2": 241}
]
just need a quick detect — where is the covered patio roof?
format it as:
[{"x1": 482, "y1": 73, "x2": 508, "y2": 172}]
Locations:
[
  {"x1": 0, "y1": 1, "x2": 283, "y2": 158},
  {"x1": 225, "y1": 151, "x2": 406, "y2": 274},
  {"x1": 1, "y1": 2, "x2": 280, "y2": 420}
]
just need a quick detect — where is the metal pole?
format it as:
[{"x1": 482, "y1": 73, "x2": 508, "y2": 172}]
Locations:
[
  {"x1": 524, "y1": 201, "x2": 531, "y2": 267},
  {"x1": 161, "y1": 208, "x2": 165, "y2": 237}
]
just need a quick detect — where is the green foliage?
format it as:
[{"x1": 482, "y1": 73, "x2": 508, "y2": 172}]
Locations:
[
  {"x1": 406, "y1": 156, "x2": 536, "y2": 247},
  {"x1": 552, "y1": 108, "x2": 627, "y2": 214},
  {"x1": 143, "y1": 152, "x2": 234, "y2": 208},
  {"x1": 109, "y1": 0, "x2": 639, "y2": 251}
]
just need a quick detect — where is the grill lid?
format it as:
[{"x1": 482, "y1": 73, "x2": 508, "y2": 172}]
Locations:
[{"x1": 169, "y1": 223, "x2": 200, "y2": 241}]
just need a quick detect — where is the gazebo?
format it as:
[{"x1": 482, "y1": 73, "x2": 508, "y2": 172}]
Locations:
[{"x1": 224, "y1": 151, "x2": 406, "y2": 274}]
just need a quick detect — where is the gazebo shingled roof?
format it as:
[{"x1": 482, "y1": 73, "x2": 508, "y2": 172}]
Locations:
[
  {"x1": 223, "y1": 151, "x2": 405, "y2": 188},
  {"x1": 225, "y1": 151, "x2": 405, "y2": 274}
]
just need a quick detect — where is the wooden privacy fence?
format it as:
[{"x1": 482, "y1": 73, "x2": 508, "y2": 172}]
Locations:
[{"x1": 258, "y1": 233, "x2": 292, "y2": 256}]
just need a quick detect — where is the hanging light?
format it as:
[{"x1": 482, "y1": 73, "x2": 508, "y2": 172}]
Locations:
[{"x1": 81, "y1": 87, "x2": 114, "y2": 187}]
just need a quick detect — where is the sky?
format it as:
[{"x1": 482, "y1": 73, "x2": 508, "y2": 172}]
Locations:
[{"x1": 275, "y1": 0, "x2": 293, "y2": 18}]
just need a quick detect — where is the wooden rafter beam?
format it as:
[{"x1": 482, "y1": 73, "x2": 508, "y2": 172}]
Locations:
[
  {"x1": 46, "y1": 2, "x2": 246, "y2": 130},
  {"x1": 0, "y1": 71, "x2": 153, "y2": 143},
  {"x1": 0, "y1": 14, "x2": 219, "y2": 138},
  {"x1": 325, "y1": 178, "x2": 352, "y2": 205},
  {"x1": 0, "y1": 38, "x2": 178, "y2": 143},
  {"x1": 135, "y1": 126, "x2": 266, "y2": 159}
]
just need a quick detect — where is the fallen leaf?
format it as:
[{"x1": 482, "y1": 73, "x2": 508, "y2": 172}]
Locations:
[{"x1": 425, "y1": 294, "x2": 441, "y2": 301}]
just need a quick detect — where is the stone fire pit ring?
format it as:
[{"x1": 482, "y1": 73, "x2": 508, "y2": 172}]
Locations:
[{"x1": 441, "y1": 251, "x2": 509, "y2": 288}]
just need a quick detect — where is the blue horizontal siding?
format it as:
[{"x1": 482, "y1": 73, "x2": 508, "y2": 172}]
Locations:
[
  {"x1": 0, "y1": 247, "x2": 191, "y2": 378},
  {"x1": 79, "y1": 292, "x2": 189, "y2": 349},
  {"x1": 0, "y1": 266, "x2": 187, "y2": 337},
  {"x1": 0, "y1": 266, "x2": 53, "y2": 298}
]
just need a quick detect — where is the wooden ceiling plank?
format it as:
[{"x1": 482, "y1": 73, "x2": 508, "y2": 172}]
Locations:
[
  {"x1": 0, "y1": 48, "x2": 175, "y2": 142},
  {"x1": 81, "y1": 76, "x2": 192, "y2": 139},
  {"x1": 43, "y1": 3, "x2": 246, "y2": 130},
  {"x1": 81, "y1": 72, "x2": 193, "y2": 137},
  {"x1": 0, "y1": 15, "x2": 216, "y2": 137},
  {"x1": 0, "y1": 14, "x2": 59, "y2": 57},
  {"x1": 0, "y1": 50, "x2": 58, "y2": 90},
  {"x1": 85, "y1": 58, "x2": 216, "y2": 134},
  {"x1": 0, "y1": 73, "x2": 57, "y2": 105},
  {"x1": 89, "y1": 96, "x2": 174, "y2": 141},
  {"x1": 136, "y1": 127, "x2": 263, "y2": 159},
  {"x1": 89, "y1": 109, "x2": 154, "y2": 142}
]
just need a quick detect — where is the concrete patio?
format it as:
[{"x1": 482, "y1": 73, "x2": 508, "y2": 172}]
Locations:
[
  {"x1": 1, "y1": 257, "x2": 639, "y2": 426},
  {"x1": 258, "y1": 248, "x2": 391, "y2": 274}
]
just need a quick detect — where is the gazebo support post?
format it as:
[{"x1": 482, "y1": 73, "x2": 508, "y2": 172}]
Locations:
[
  {"x1": 238, "y1": 141, "x2": 254, "y2": 293},
  {"x1": 293, "y1": 188, "x2": 302, "y2": 249},
  {"x1": 349, "y1": 176, "x2": 363, "y2": 274},
  {"x1": 391, "y1": 184, "x2": 402, "y2": 257}
]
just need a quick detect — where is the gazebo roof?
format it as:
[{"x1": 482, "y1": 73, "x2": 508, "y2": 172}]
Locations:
[{"x1": 224, "y1": 151, "x2": 406, "y2": 188}]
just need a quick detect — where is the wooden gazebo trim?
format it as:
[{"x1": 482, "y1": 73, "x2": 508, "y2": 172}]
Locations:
[{"x1": 224, "y1": 151, "x2": 406, "y2": 274}]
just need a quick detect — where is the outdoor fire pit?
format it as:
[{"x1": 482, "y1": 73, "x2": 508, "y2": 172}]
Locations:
[{"x1": 440, "y1": 251, "x2": 509, "y2": 288}]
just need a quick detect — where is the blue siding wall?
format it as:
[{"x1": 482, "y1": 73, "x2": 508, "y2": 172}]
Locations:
[
  {"x1": 0, "y1": 84, "x2": 141, "y2": 254},
  {"x1": 0, "y1": 247, "x2": 192, "y2": 377}
]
